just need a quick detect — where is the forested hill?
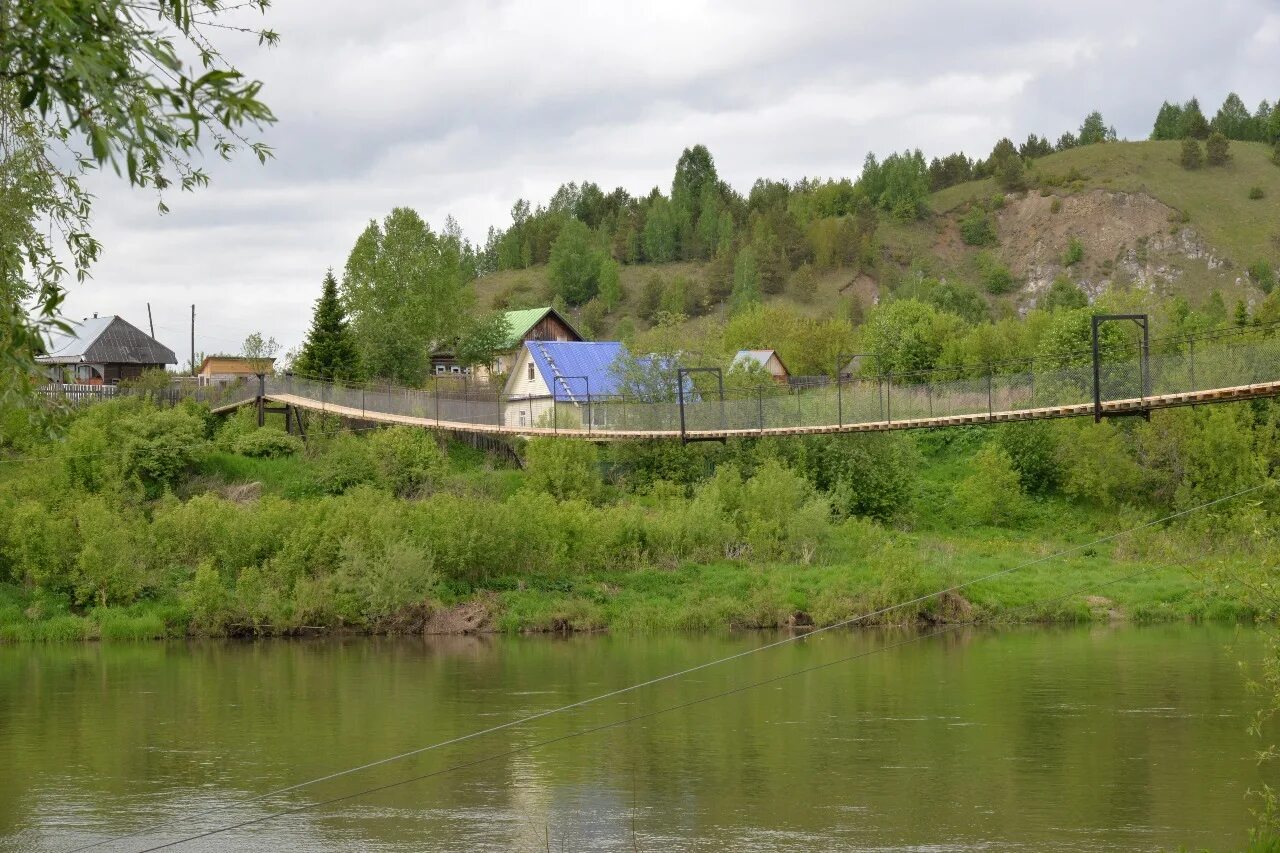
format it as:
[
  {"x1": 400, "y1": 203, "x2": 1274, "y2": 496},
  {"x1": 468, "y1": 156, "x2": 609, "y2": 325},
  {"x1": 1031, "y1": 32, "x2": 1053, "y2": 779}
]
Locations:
[{"x1": 459, "y1": 98, "x2": 1280, "y2": 380}]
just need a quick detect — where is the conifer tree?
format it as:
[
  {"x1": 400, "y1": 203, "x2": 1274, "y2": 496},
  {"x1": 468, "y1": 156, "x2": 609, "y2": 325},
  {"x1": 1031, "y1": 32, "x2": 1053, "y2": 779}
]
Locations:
[
  {"x1": 1205, "y1": 131, "x2": 1230, "y2": 166},
  {"x1": 1150, "y1": 101, "x2": 1184, "y2": 140},
  {"x1": 296, "y1": 270, "x2": 361, "y2": 380},
  {"x1": 1180, "y1": 98, "x2": 1210, "y2": 139}
]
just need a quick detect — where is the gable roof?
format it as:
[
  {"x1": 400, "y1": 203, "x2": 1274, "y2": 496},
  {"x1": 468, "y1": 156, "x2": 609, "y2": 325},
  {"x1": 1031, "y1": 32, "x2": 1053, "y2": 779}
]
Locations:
[
  {"x1": 500, "y1": 306, "x2": 582, "y2": 349},
  {"x1": 525, "y1": 340, "x2": 627, "y2": 402},
  {"x1": 732, "y1": 349, "x2": 789, "y2": 374},
  {"x1": 37, "y1": 315, "x2": 177, "y2": 366}
]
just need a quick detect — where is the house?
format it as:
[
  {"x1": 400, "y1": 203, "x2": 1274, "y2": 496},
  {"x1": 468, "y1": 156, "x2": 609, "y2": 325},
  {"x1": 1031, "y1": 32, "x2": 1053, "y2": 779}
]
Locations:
[
  {"x1": 197, "y1": 355, "x2": 276, "y2": 387},
  {"x1": 501, "y1": 340, "x2": 628, "y2": 429},
  {"x1": 36, "y1": 314, "x2": 177, "y2": 385},
  {"x1": 430, "y1": 306, "x2": 583, "y2": 380},
  {"x1": 731, "y1": 349, "x2": 790, "y2": 384}
]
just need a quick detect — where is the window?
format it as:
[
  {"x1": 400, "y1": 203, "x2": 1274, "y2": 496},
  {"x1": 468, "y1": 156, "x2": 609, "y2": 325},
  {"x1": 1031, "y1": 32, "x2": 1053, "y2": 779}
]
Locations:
[
  {"x1": 435, "y1": 365, "x2": 445, "y2": 375},
  {"x1": 518, "y1": 411, "x2": 526, "y2": 426},
  {"x1": 527, "y1": 362, "x2": 535, "y2": 381},
  {"x1": 450, "y1": 365, "x2": 461, "y2": 374}
]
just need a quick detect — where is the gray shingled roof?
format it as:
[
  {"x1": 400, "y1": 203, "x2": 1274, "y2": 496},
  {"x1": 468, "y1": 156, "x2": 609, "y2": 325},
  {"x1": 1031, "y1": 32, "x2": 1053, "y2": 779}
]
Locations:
[{"x1": 37, "y1": 315, "x2": 177, "y2": 366}]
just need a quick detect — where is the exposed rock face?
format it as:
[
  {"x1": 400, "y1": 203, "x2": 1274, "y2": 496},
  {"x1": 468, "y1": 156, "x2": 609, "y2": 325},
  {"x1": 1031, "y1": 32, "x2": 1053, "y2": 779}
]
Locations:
[{"x1": 993, "y1": 189, "x2": 1232, "y2": 311}]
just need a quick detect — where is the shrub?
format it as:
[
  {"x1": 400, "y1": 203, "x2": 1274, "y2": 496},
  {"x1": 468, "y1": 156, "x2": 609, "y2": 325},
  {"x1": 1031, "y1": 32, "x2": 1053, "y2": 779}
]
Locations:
[
  {"x1": 790, "y1": 434, "x2": 919, "y2": 523},
  {"x1": 1180, "y1": 138, "x2": 1203, "y2": 170},
  {"x1": 996, "y1": 421, "x2": 1060, "y2": 495},
  {"x1": 367, "y1": 426, "x2": 446, "y2": 497},
  {"x1": 1273, "y1": 142, "x2": 1280, "y2": 167},
  {"x1": 523, "y1": 438, "x2": 601, "y2": 502},
  {"x1": 976, "y1": 252, "x2": 1015, "y2": 294},
  {"x1": 951, "y1": 445, "x2": 1029, "y2": 527},
  {"x1": 1249, "y1": 186, "x2": 1265, "y2": 200},
  {"x1": 1205, "y1": 131, "x2": 1230, "y2": 166},
  {"x1": 959, "y1": 207, "x2": 997, "y2": 246},
  {"x1": 233, "y1": 429, "x2": 303, "y2": 458},
  {"x1": 1043, "y1": 275, "x2": 1088, "y2": 311},
  {"x1": 313, "y1": 434, "x2": 381, "y2": 495},
  {"x1": 1062, "y1": 236, "x2": 1084, "y2": 267},
  {"x1": 1049, "y1": 197, "x2": 1062, "y2": 214},
  {"x1": 1249, "y1": 260, "x2": 1276, "y2": 294}
]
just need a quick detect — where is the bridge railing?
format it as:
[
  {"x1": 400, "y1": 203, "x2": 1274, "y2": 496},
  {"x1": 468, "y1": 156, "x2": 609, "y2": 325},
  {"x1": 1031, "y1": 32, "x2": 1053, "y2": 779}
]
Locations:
[{"x1": 256, "y1": 323, "x2": 1280, "y2": 436}]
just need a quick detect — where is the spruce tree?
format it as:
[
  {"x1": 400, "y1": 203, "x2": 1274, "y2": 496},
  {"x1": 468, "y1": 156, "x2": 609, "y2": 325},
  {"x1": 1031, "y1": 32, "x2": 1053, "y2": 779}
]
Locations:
[
  {"x1": 1205, "y1": 131, "x2": 1230, "y2": 166},
  {"x1": 295, "y1": 269, "x2": 361, "y2": 380},
  {"x1": 1150, "y1": 101, "x2": 1184, "y2": 140},
  {"x1": 1179, "y1": 138, "x2": 1203, "y2": 170},
  {"x1": 1180, "y1": 98, "x2": 1210, "y2": 139}
]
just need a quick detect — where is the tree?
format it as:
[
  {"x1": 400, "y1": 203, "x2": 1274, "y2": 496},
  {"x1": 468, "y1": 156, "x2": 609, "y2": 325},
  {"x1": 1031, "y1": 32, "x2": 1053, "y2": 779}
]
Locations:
[
  {"x1": 1233, "y1": 299, "x2": 1250, "y2": 328},
  {"x1": 791, "y1": 263, "x2": 818, "y2": 302},
  {"x1": 1180, "y1": 98, "x2": 1210, "y2": 139},
  {"x1": 671, "y1": 145, "x2": 718, "y2": 256},
  {"x1": 638, "y1": 274, "x2": 664, "y2": 322},
  {"x1": 598, "y1": 257, "x2": 622, "y2": 312},
  {"x1": 873, "y1": 150, "x2": 930, "y2": 221},
  {"x1": 1078, "y1": 111, "x2": 1115, "y2": 145},
  {"x1": 1151, "y1": 101, "x2": 1185, "y2": 140},
  {"x1": 295, "y1": 270, "x2": 361, "y2": 380},
  {"x1": 641, "y1": 195, "x2": 679, "y2": 262},
  {"x1": 1212, "y1": 93, "x2": 1253, "y2": 140},
  {"x1": 547, "y1": 218, "x2": 602, "y2": 305},
  {"x1": 341, "y1": 208, "x2": 473, "y2": 384},
  {"x1": 729, "y1": 247, "x2": 762, "y2": 315},
  {"x1": 242, "y1": 332, "x2": 280, "y2": 376},
  {"x1": 1, "y1": 1, "x2": 277, "y2": 411},
  {"x1": 1180, "y1": 138, "x2": 1203, "y2": 170},
  {"x1": 1055, "y1": 131, "x2": 1078, "y2": 151},
  {"x1": 706, "y1": 245, "x2": 736, "y2": 304},
  {"x1": 452, "y1": 311, "x2": 510, "y2": 369},
  {"x1": 1205, "y1": 131, "x2": 1231, "y2": 166},
  {"x1": 861, "y1": 299, "x2": 960, "y2": 374}
]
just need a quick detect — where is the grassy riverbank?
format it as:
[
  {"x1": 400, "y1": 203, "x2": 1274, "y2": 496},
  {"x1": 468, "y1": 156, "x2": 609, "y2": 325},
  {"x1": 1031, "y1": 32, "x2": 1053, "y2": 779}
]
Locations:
[{"x1": 1, "y1": 397, "x2": 1275, "y2": 641}]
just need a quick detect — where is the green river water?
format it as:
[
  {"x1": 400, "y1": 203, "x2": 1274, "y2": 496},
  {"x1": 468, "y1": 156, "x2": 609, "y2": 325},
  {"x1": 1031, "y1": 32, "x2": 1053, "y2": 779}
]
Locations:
[{"x1": 0, "y1": 624, "x2": 1273, "y2": 851}]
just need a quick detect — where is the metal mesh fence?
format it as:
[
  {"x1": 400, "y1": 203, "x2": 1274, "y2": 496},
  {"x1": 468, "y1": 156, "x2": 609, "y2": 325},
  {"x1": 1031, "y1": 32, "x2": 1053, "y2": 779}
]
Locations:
[{"x1": 68, "y1": 325, "x2": 1276, "y2": 438}]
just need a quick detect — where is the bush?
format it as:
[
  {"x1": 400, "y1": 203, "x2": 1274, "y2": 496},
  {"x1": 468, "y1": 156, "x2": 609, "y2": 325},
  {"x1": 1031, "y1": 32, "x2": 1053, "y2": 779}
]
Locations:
[
  {"x1": 367, "y1": 426, "x2": 446, "y2": 497},
  {"x1": 959, "y1": 207, "x2": 997, "y2": 246},
  {"x1": 790, "y1": 434, "x2": 919, "y2": 523},
  {"x1": 1043, "y1": 275, "x2": 1088, "y2": 311},
  {"x1": 1180, "y1": 138, "x2": 1203, "y2": 170},
  {"x1": 1273, "y1": 142, "x2": 1280, "y2": 167},
  {"x1": 951, "y1": 445, "x2": 1029, "y2": 527},
  {"x1": 977, "y1": 252, "x2": 1015, "y2": 294},
  {"x1": 1205, "y1": 131, "x2": 1230, "y2": 167},
  {"x1": 1249, "y1": 260, "x2": 1276, "y2": 294},
  {"x1": 1062, "y1": 236, "x2": 1084, "y2": 267},
  {"x1": 313, "y1": 434, "x2": 381, "y2": 495},
  {"x1": 996, "y1": 421, "x2": 1060, "y2": 495},
  {"x1": 233, "y1": 429, "x2": 303, "y2": 458},
  {"x1": 523, "y1": 438, "x2": 601, "y2": 502},
  {"x1": 1249, "y1": 186, "x2": 1265, "y2": 200},
  {"x1": 1049, "y1": 197, "x2": 1062, "y2": 214}
]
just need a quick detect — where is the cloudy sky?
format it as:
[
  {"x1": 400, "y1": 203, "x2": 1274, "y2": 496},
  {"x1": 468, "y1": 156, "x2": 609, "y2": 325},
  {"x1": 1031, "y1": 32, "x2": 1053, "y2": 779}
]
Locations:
[{"x1": 64, "y1": 0, "x2": 1280, "y2": 364}]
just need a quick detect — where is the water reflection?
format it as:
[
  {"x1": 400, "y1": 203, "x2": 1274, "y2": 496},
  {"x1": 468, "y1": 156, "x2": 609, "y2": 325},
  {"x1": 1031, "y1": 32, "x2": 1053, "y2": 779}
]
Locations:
[{"x1": 0, "y1": 624, "x2": 1271, "y2": 851}]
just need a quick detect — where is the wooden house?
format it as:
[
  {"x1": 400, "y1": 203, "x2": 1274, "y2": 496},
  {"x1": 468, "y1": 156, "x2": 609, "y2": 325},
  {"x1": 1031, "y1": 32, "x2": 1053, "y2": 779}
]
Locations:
[
  {"x1": 431, "y1": 306, "x2": 582, "y2": 381},
  {"x1": 197, "y1": 355, "x2": 276, "y2": 387},
  {"x1": 501, "y1": 340, "x2": 627, "y2": 428},
  {"x1": 731, "y1": 349, "x2": 790, "y2": 384},
  {"x1": 36, "y1": 314, "x2": 177, "y2": 385}
]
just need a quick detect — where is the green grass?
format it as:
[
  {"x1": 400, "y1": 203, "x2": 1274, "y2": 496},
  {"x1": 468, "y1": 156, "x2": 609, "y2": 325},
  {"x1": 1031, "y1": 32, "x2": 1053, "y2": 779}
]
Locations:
[
  {"x1": 933, "y1": 140, "x2": 1280, "y2": 265},
  {"x1": 196, "y1": 452, "x2": 320, "y2": 498}
]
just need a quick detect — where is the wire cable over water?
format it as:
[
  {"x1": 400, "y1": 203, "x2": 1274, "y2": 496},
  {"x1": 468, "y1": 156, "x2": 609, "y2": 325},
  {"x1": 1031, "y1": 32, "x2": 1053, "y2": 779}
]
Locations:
[
  {"x1": 129, "y1": 557, "x2": 1189, "y2": 852},
  {"x1": 63, "y1": 478, "x2": 1277, "y2": 853}
]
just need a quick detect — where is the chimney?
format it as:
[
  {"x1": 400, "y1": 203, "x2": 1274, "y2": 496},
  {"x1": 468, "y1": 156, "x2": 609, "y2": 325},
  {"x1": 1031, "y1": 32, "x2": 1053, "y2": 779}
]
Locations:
[{"x1": 93, "y1": 313, "x2": 98, "y2": 319}]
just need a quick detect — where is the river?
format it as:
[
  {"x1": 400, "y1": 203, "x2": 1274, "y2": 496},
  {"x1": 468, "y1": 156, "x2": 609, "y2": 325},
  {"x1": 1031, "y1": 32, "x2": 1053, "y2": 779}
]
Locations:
[{"x1": 0, "y1": 624, "x2": 1272, "y2": 852}]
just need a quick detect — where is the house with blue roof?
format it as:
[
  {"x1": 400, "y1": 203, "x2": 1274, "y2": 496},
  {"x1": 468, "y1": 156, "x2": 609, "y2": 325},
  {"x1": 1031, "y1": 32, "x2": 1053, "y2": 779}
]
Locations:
[{"x1": 501, "y1": 340, "x2": 629, "y2": 428}]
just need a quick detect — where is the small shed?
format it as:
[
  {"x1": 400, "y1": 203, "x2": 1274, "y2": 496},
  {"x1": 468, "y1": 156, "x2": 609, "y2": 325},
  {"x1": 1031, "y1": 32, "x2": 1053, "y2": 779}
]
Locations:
[
  {"x1": 731, "y1": 349, "x2": 790, "y2": 384},
  {"x1": 36, "y1": 314, "x2": 176, "y2": 385},
  {"x1": 198, "y1": 356, "x2": 276, "y2": 387}
]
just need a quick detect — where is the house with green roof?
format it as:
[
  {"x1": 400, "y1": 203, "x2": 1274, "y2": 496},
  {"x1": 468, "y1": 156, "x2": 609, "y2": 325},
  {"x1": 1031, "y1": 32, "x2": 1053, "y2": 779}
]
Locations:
[{"x1": 429, "y1": 306, "x2": 583, "y2": 381}]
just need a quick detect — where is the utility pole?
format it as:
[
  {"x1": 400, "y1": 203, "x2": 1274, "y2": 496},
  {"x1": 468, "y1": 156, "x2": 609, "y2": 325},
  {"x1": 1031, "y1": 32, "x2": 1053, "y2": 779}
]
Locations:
[
  {"x1": 190, "y1": 304, "x2": 196, "y2": 376},
  {"x1": 146, "y1": 303, "x2": 155, "y2": 338}
]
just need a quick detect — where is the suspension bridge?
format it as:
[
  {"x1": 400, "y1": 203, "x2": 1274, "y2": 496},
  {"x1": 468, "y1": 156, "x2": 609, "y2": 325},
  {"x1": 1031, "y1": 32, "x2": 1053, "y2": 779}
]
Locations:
[{"x1": 196, "y1": 319, "x2": 1280, "y2": 443}]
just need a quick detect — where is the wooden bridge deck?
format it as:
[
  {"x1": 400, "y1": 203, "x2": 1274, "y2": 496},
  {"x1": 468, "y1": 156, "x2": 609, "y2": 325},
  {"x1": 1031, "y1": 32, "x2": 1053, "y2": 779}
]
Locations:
[{"x1": 253, "y1": 380, "x2": 1280, "y2": 441}]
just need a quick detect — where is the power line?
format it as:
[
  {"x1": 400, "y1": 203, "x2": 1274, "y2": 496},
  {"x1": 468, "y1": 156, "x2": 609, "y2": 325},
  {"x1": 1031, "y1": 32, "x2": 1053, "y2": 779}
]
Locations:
[
  {"x1": 127, "y1": 558, "x2": 1181, "y2": 853},
  {"x1": 63, "y1": 480, "x2": 1276, "y2": 853}
]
